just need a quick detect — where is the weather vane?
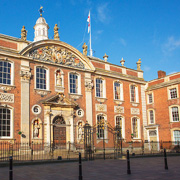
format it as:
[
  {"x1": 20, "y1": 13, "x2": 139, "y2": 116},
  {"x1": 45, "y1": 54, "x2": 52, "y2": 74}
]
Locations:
[{"x1": 39, "y1": 6, "x2": 44, "y2": 17}]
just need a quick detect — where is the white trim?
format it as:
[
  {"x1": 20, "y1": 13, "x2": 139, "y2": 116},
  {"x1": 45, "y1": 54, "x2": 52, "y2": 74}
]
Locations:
[
  {"x1": 129, "y1": 84, "x2": 139, "y2": 103},
  {"x1": 131, "y1": 116, "x2": 141, "y2": 139},
  {"x1": 167, "y1": 85, "x2": 179, "y2": 100},
  {"x1": 169, "y1": 105, "x2": 180, "y2": 122},
  {"x1": 68, "y1": 71, "x2": 81, "y2": 95},
  {"x1": 147, "y1": 109, "x2": 155, "y2": 125},
  {"x1": 113, "y1": 80, "x2": 124, "y2": 101},
  {"x1": 0, "y1": 105, "x2": 14, "y2": 139},
  {"x1": 147, "y1": 91, "x2": 154, "y2": 104},
  {"x1": 34, "y1": 65, "x2": 49, "y2": 90},
  {"x1": 95, "y1": 76, "x2": 106, "y2": 98}
]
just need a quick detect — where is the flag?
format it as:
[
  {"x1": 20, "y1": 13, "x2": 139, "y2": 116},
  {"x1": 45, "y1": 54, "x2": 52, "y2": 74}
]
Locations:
[{"x1": 87, "y1": 11, "x2": 90, "y2": 33}]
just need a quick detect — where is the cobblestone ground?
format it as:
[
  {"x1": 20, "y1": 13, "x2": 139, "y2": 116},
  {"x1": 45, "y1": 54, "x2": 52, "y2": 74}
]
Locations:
[{"x1": 0, "y1": 156, "x2": 180, "y2": 180}]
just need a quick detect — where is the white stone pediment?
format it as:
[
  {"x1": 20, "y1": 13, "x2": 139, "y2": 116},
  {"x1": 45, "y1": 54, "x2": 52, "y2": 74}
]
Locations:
[
  {"x1": 42, "y1": 93, "x2": 78, "y2": 107},
  {"x1": 20, "y1": 40, "x2": 95, "y2": 71}
]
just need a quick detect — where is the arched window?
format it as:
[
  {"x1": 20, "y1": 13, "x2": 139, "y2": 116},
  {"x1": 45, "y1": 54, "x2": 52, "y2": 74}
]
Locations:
[
  {"x1": 0, "y1": 60, "x2": 12, "y2": 85},
  {"x1": 97, "y1": 114, "x2": 106, "y2": 139},
  {"x1": 0, "y1": 107, "x2": 12, "y2": 137},
  {"x1": 114, "y1": 81, "x2": 123, "y2": 100},
  {"x1": 149, "y1": 110, "x2": 155, "y2": 124},
  {"x1": 174, "y1": 130, "x2": 180, "y2": 144},
  {"x1": 132, "y1": 117, "x2": 139, "y2": 139},
  {"x1": 43, "y1": 28, "x2": 45, "y2": 36},
  {"x1": 171, "y1": 106, "x2": 179, "y2": 122},
  {"x1": 96, "y1": 78, "x2": 105, "y2": 98},
  {"x1": 69, "y1": 72, "x2": 80, "y2": 94},
  {"x1": 36, "y1": 67, "x2": 48, "y2": 90},
  {"x1": 38, "y1": 28, "x2": 41, "y2": 36},
  {"x1": 130, "y1": 84, "x2": 138, "y2": 103}
]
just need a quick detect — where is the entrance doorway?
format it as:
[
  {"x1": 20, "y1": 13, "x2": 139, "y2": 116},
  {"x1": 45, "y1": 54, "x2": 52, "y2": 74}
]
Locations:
[{"x1": 53, "y1": 116, "x2": 66, "y2": 148}]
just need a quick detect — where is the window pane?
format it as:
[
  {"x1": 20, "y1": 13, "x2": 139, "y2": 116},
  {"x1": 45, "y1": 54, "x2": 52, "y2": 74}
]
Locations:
[
  {"x1": 36, "y1": 67, "x2": 47, "y2": 90},
  {"x1": 0, "y1": 108, "x2": 11, "y2": 137},
  {"x1": 170, "y1": 88, "x2": 177, "y2": 99},
  {"x1": 69, "y1": 73, "x2": 78, "y2": 94},
  {"x1": 172, "y1": 107, "x2": 179, "y2": 122},
  {"x1": 0, "y1": 61, "x2": 11, "y2": 85}
]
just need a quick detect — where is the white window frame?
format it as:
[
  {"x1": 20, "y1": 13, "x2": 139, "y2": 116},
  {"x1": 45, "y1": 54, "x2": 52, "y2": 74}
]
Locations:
[
  {"x1": 113, "y1": 81, "x2": 123, "y2": 101},
  {"x1": 95, "y1": 77, "x2": 106, "y2": 98},
  {"x1": 147, "y1": 92, "x2": 154, "y2": 104},
  {"x1": 131, "y1": 116, "x2": 140, "y2": 139},
  {"x1": 34, "y1": 66, "x2": 49, "y2": 90},
  {"x1": 115, "y1": 115, "x2": 125, "y2": 139},
  {"x1": 169, "y1": 105, "x2": 180, "y2": 122},
  {"x1": 167, "y1": 85, "x2": 179, "y2": 100},
  {"x1": 0, "y1": 105, "x2": 14, "y2": 139},
  {"x1": 0, "y1": 59, "x2": 14, "y2": 86},
  {"x1": 148, "y1": 109, "x2": 155, "y2": 124},
  {"x1": 129, "y1": 84, "x2": 139, "y2": 103},
  {"x1": 68, "y1": 72, "x2": 81, "y2": 95}
]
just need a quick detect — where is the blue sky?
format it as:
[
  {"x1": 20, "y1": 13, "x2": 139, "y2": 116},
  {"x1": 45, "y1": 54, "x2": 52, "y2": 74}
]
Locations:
[{"x1": 0, "y1": 0, "x2": 180, "y2": 81}]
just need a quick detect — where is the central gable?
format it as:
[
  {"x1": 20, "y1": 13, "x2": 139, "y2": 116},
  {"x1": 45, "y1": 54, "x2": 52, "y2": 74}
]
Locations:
[{"x1": 20, "y1": 40, "x2": 95, "y2": 71}]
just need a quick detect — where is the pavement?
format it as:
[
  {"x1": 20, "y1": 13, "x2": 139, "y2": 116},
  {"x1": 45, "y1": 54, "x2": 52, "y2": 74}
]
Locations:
[{"x1": 0, "y1": 156, "x2": 180, "y2": 180}]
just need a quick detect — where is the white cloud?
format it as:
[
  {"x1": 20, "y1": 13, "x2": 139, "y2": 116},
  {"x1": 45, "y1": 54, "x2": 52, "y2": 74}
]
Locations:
[
  {"x1": 119, "y1": 38, "x2": 127, "y2": 46},
  {"x1": 97, "y1": 3, "x2": 110, "y2": 24},
  {"x1": 168, "y1": 71, "x2": 177, "y2": 75},
  {"x1": 162, "y1": 36, "x2": 180, "y2": 55},
  {"x1": 143, "y1": 65, "x2": 151, "y2": 71}
]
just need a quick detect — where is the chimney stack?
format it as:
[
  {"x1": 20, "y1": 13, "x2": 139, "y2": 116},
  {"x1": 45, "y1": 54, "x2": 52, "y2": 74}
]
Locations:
[{"x1": 158, "y1": 70, "x2": 166, "y2": 79}]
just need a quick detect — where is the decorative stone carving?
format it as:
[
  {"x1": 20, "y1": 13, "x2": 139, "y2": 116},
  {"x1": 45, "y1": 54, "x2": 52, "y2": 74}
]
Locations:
[
  {"x1": 114, "y1": 100, "x2": 123, "y2": 105},
  {"x1": 69, "y1": 94, "x2": 82, "y2": 100},
  {"x1": 96, "y1": 104, "x2": 107, "y2": 112},
  {"x1": 136, "y1": 58, "x2": 141, "y2": 71},
  {"x1": 33, "y1": 120, "x2": 40, "y2": 138},
  {"x1": 132, "y1": 103, "x2": 139, "y2": 107},
  {"x1": 114, "y1": 106, "x2": 124, "y2": 113},
  {"x1": 34, "y1": 89, "x2": 50, "y2": 96},
  {"x1": 85, "y1": 79, "x2": 93, "y2": 91},
  {"x1": 0, "y1": 85, "x2": 15, "y2": 91},
  {"x1": 103, "y1": 53, "x2": 108, "y2": 62},
  {"x1": 131, "y1": 108, "x2": 140, "y2": 115},
  {"x1": 54, "y1": 24, "x2": 60, "y2": 40},
  {"x1": 20, "y1": 70, "x2": 31, "y2": 81},
  {"x1": 96, "y1": 98, "x2": 106, "y2": 103},
  {"x1": 82, "y1": 42, "x2": 88, "y2": 56},
  {"x1": 28, "y1": 46, "x2": 85, "y2": 69},
  {"x1": 21, "y1": 26, "x2": 27, "y2": 41},
  {"x1": 120, "y1": 57, "x2": 125, "y2": 66},
  {"x1": 0, "y1": 92, "x2": 14, "y2": 103}
]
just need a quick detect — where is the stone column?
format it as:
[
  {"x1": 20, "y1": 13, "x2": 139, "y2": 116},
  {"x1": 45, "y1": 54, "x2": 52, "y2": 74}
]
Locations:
[
  {"x1": 20, "y1": 61, "x2": 31, "y2": 145},
  {"x1": 85, "y1": 73, "x2": 93, "y2": 125}
]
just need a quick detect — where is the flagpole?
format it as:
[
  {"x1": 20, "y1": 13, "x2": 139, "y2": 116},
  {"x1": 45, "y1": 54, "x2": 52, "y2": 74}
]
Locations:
[{"x1": 89, "y1": 11, "x2": 92, "y2": 56}]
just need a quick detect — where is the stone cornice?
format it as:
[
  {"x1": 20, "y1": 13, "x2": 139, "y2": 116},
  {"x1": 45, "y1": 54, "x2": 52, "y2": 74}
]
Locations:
[
  {"x1": 147, "y1": 78, "x2": 180, "y2": 91},
  {"x1": 0, "y1": 33, "x2": 31, "y2": 43},
  {"x1": 94, "y1": 68, "x2": 146, "y2": 84},
  {"x1": 89, "y1": 57, "x2": 143, "y2": 73}
]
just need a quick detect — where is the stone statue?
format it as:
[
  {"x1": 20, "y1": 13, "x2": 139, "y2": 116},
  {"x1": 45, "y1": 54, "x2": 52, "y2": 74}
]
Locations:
[
  {"x1": 56, "y1": 73, "x2": 62, "y2": 86},
  {"x1": 21, "y1": 26, "x2": 27, "y2": 41},
  {"x1": 82, "y1": 43, "x2": 88, "y2": 56},
  {"x1": 33, "y1": 121, "x2": 40, "y2": 138},
  {"x1": 54, "y1": 24, "x2": 60, "y2": 40},
  {"x1": 137, "y1": 58, "x2": 141, "y2": 71},
  {"x1": 78, "y1": 122, "x2": 83, "y2": 139}
]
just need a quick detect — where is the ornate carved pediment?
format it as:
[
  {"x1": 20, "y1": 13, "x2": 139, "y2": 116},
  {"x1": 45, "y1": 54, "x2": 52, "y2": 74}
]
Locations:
[
  {"x1": 43, "y1": 93, "x2": 78, "y2": 107},
  {"x1": 27, "y1": 45, "x2": 85, "y2": 69}
]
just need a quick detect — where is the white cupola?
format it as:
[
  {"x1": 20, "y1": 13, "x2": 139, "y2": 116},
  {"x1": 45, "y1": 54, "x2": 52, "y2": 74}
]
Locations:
[{"x1": 34, "y1": 7, "x2": 49, "y2": 42}]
